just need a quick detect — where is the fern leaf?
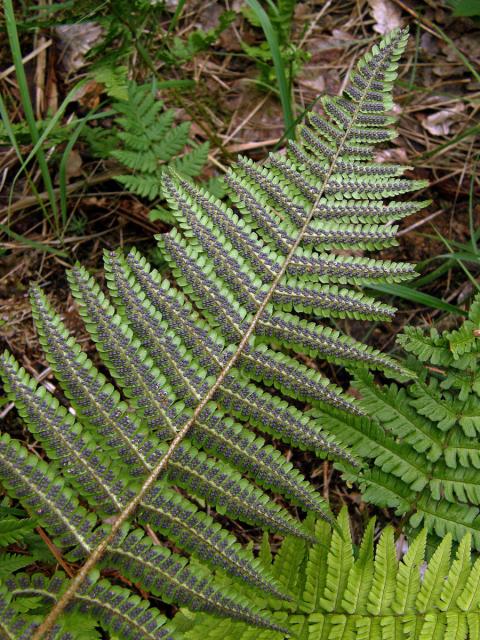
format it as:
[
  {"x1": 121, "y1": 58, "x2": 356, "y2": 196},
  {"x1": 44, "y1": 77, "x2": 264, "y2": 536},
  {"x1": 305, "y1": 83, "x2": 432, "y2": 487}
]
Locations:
[
  {"x1": 445, "y1": 296, "x2": 480, "y2": 359},
  {"x1": 110, "y1": 82, "x2": 209, "y2": 200},
  {"x1": 137, "y1": 483, "x2": 285, "y2": 598},
  {"x1": 270, "y1": 531, "x2": 307, "y2": 604},
  {"x1": 29, "y1": 285, "x2": 156, "y2": 473},
  {"x1": 345, "y1": 295, "x2": 480, "y2": 551},
  {"x1": 0, "y1": 515, "x2": 36, "y2": 547},
  {"x1": 104, "y1": 249, "x2": 338, "y2": 516},
  {"x1": 0, "y1": 434, "x2": 98, "y2": 553},
  {"x1": 107, "y1": 528, "x2": 285, "y2": 631},
  {"x1": 0, "y1": 591, "x2": 38, "y2": 640},
  {"x1": 439, "y1": 534, "x2": 472, "y2": 612},
  {"x1": 0, "y1": 435, "x2": 282, "y2": 628},
  {"x1": 0, "y1": 352, "x2": 126, "y2": 515},
  {"x1": 0, "y1": 554, "x2": 33, "y2": 579},
  {"x1": 354, "y1": 369, "x2": 442, "y2": 461},
  {"x1": 416, "y1": 534, "x2": 453, "y2": 625},
  {"x1": 116, "y1": 174, "x2": 163, "y2": 199},
  {"x1": 457, "y1": 556, "x2": 480, "y2": 613},
  {"x1": 392, "y1": 528, "x2": 426, "y2": 615},
  {"x1": 173, "y1": 142, "x2": 210, "y2": 177},
  {"x1": 366, "y1": 526, "x2": 397, "y2": 615},
  {"x1": 397, "y1": 327, "x2": 452, "y2": 366},
  {"x1": 0, "y1": 353, "x2": 282, "y2": 597},
  {"x1": 301, "y1": 518, "x2": 331, "y2": 613},
  {"x1": 341, "y1": 518, "x2": 375, "y2": 615},
  {"x1": 67, "y1": 265, "x2": 177, "y2": 440},
  {"x1": 123, "y1": 248, "x2": 353, "y2": 460},
  {"x1": 165, "y1": 440, "x2": 312, "y2": 540},
  {"x1": 5, "y1": 572, "x2": 176, "y2": 640},
  {"x1": 1, "y1": 29, "x2": 428, "y2": 635},
  {"x1": 177, "y1": 512, "x2": 480, "y2": 639},
  {"x1": 319, "y1": 507, "x2": 353, "y2": 612}
]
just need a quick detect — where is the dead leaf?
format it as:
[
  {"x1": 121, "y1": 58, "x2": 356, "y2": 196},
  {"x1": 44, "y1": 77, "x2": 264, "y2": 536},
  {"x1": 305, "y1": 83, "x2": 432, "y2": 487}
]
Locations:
[
  {"x1": 420, "y1": 32, "x2": 439, "y2": 55},
  {"x1": 421, "y1": 103, "x2": 465, "y2": 136},
  {"x1": 55, "y1": 22, "x2": 103, "y2": 72},
  {"x1": 375, "y1": 147, "x2": 409, "y2": 164},
  {"x1": 299, "y1": 74, "x2": 325, "y2": 94},
  {"x1": 368, "y1": 0, "x2": 404, "y2": 35},
  {"x1": 165, "y1": 0, "x2": 180, "y2": 10},
  {"x1": 72, "y1": 80, "x2": 104, "y2": 109},
  {"x1": 64, "y1": 149, "x2": 83, "y2": 181}
]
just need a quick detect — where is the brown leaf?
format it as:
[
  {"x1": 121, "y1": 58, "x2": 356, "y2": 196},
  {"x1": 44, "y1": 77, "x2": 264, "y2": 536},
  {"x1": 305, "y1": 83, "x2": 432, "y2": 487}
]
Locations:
[
  {"x1": 55, "y1": 22, "x2": 103, "y2": 72},
  {"x1": 374, "y1": 147, "x2": 409, "y2": 164},
  {"x1": 421, "y1": 103, "x2": 465, "y2": 136},
  {"x1": 64, "y1": 149, "x2": 83, "y2": 181},
  {"x1": 368, "y1": 0, "x2": 404, "y2": 35}
]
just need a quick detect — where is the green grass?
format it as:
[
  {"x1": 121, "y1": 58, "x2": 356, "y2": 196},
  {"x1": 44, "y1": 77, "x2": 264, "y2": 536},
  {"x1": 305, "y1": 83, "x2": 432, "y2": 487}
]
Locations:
[
  {"x1": 3, "y1": 0, "x2": 60, "y2": 234},
  {"x1": 244, "y1": 0, "x2": 295, "y2": 138}
]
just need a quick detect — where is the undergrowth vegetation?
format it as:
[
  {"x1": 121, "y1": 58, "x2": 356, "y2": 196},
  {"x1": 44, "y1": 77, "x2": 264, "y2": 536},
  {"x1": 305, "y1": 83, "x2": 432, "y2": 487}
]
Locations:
[
  {"x1": 336, "y1": 294, "x2": 480, "y2": 551},
  {"x1": 177, "y1": 508, "x2": 480, "y2": 640}
]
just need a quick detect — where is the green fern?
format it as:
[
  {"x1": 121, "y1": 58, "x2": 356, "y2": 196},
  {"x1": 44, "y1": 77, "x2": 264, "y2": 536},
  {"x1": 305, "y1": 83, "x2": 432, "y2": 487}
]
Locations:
[
  {"x1": 175, "y1": 508, "x2": 480, "y2": 639},
  {"x1": 328, "y1": 294, "x2": 480, "y2": 550},
  {"x1": 110, "y1": 81, "x2": 209, "y2": 200},
  {"x1": 81, "y1": 79, "x2": 210, "y2": 197},
  {"x1": 0, "y1": 28, "x2": 426, "y2": 637},
  {"x1": 0, "y1": 506, "x2": 36, "y2": 582}
]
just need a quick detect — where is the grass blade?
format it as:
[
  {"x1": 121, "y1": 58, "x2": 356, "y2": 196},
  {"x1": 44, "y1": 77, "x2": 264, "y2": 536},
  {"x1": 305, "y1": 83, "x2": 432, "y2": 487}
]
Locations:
[
  {"x1": 245, "y1": 0, "x2": 295, "y2": 137},
  {"x1": 0, "y1": 223, "x2": 68, "y2": 257},
  {"x1": 368, "y1": 283, "x2": 467, "y2": 316},
  {"x1": 4, "y1": 0, "x2": 60, "y2": 232}
]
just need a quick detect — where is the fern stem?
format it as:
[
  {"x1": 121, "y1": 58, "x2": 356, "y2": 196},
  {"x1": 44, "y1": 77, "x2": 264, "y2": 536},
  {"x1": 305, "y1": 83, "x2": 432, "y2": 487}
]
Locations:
[{"x1": 32, "y1": 32, "x2": 405, "y2": 639}]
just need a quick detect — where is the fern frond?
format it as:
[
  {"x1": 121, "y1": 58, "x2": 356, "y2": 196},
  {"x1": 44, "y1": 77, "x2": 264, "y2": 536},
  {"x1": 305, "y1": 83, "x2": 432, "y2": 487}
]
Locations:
[
  {"x1": 137, "y1": 483, "x2": 286, "y2": 598},
  {"x1": 122, "y1": 248, "x2": 354, "y2": 460},
  {"x1": 0, "y1": 433, "x2": 98, "y2": 553},
  {"x1": 104, "y1": 249, "x2": 335, "y2": 515},
  {"x1": 0, "y1": 29, "x2": 427, "y2": 637},
  {"x1": 111, "y1": 81, "x2": 209, "y2": 199},
  {"x1": 4, "y1": 571, "x2": 176, "y2": 640},
  {"x1": 341, "y1": 518, "x2": 375, "y2": 616},
  {"x1": 0, "y1": 554, "x2": 33, "y2": 579},
  {"x1": 177, "y1": 510, "x2": 480, "y2": 639},
  {"x1": 301, "y1": 519, "x2": 331, "y2": 614},
  {"x1": 0, "y1": 352, "x2": 127, "y2": 515},
  {"x1": 0, "y1": 591, "x2": 37, "y2": 640},
  {"x1": 29, "y1": 285, "x2": 156, "y2": 473},
  {"x1": 319, "y1": 508, "x2": 353, "y2": 613},
  {"x1": 0, "y1": 434, "x2": 285, "y2": 628},
  {"x1": 367, "y1": 526, "x2": 396, "y2": 615},
  {"x1": 106, "y1": 529, "x2": 285, "y2": 631},
  {"x1": 0, "y1": 354, "x2": 284, "y2": 599},
  {"x1": 0, "y1": 515, "x2": 36, "y2": 547},
  {"x1": 342, "y1": 294, "x2": 480, "y2": 550},
  {"x1": 392, "y1": 528, "x2": 425, "y2": 614},
  {"x1": 164, "y1": 440, "x2": 313, "y2": 540}
]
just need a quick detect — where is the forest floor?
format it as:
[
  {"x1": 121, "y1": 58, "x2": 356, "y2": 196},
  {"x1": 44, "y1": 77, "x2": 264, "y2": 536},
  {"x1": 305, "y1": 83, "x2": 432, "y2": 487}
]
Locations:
[{"x1": 1, "y1": 0, "x2": 480, "y2": 541}]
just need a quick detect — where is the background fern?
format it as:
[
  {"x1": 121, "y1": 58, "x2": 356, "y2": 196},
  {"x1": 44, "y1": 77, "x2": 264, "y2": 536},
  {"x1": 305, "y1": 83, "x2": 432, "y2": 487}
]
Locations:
[
  {"x1": 86, "y1": 80, "x2": 210, "y2": 202},
  {"x1": 0, "y1": 504, "x2": 36, "y2": 582},
  {"x1": 175, "y1": 508, "x2": 480, "y2": 640},
  {"x1": 0, "y1": 28, "x2": 427, "y2": 638},
  {"x1": 324, "y1": 294, "x2": 480, "y2": 551}
]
